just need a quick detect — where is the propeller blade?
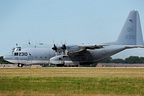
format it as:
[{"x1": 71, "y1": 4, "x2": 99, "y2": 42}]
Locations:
[
  {"x1": 61, "y1": 44, "x2": 66, "y2": 50},
  {"x1": 52, "y1": 44, "x2": 57, "y2": 52}
]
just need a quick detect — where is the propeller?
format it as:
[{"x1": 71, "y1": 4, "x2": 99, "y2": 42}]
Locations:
[
  {"x1": 52, "y1": 44, "x2": 57, "y2": 52},
  {"x1": 52, "y1": 43, "x2": 67, "y2": 55},
  {"x1": 61, "y1": 44, "x2": 67, "y2": 55},
  {"x1": 61, "y1": 44, "x2": 66, "y2": 50}
]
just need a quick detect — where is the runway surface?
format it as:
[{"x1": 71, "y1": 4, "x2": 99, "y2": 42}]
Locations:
[{"x1": 1, "y1": 63, "x2": 144, "y2": 68}]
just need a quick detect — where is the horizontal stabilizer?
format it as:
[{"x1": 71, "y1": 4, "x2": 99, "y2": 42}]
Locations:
[{"x1": 125, "y1": 46, "x2": 144, "y2": 49}]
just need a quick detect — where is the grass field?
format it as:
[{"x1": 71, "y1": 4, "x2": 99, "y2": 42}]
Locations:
[{"x1": 0, "y1": 68, "x2": 144, "y2": 96}]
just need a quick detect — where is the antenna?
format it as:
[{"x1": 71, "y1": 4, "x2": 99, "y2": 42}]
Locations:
[
  {"x1": 16, "y1": 43, "x2": 18, "y2": 46},
  {"x1": 28, "y1": 39, "x2": 31, "y2": 45}
]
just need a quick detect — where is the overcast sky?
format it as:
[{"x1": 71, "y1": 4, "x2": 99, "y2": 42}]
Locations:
[{"x1": 0, "y1": 0, "x2": 144, "y2": 58}]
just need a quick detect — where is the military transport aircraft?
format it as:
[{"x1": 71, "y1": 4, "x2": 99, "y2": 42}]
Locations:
[
  {"x1": 49, "y1": 10, "x2": 144, "y2": 67},
  {"x1": 3, "y1": 10, "x2": 144, "y2": 67}
]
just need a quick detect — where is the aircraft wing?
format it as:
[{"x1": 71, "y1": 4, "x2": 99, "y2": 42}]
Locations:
[
  {"x1": 67, "y1": 45, "x2": 144, "y2": 57},
  {"x1": 67, "y1": 45, "x2": 104, "y2": 57}
]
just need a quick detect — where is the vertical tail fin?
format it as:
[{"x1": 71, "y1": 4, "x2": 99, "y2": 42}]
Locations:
[{"x1": 113, "y1": 10, "x2": 143, "y2": 45}]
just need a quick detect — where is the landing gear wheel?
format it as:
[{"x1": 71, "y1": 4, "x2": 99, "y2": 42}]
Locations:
[{"x1": 17, "y1": 64, "x2": 24, "y2": 67}]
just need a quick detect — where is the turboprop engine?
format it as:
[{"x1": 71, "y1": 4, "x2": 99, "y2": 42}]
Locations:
[{"x1": 49, "y1": 55, "x2": 79, "y2": 67}]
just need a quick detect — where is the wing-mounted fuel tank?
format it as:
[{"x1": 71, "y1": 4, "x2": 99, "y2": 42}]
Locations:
[{"x1": 49, "y1": 55, "x2": 79, "y2": 67}]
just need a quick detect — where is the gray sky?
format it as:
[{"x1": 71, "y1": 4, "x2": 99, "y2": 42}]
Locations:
[{"x1": 0, "y1": 0, "x2": 144, "y2": 58}]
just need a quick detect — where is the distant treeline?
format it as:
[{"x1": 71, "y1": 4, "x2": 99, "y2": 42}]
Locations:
[{"x1": 100, "y1": 56, "x2": 144, "y2": 64}]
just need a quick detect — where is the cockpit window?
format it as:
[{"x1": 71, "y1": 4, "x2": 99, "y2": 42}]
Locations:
[{"x1": 16, "y1": 47, "x2": 21, "y2": 51}]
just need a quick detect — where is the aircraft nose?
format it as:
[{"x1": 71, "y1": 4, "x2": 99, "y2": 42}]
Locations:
[
  {"x1": 3, "y1": 56, "x2": 7, "y2": 61},
  {"x1": 3, "y1": 55, "x2": 12, "y2": 61}
]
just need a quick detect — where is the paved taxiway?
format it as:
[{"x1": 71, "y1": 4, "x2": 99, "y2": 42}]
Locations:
[{"x1": 1, "y1": 63, "x2": 144, "y2": 68}]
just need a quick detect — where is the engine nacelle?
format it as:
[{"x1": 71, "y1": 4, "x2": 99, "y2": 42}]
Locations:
[{"x1": 49, "y1": 55, "x2": 79, "y2": 67}]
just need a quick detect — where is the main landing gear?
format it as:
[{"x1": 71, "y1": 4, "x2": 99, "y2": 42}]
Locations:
[{"x1": 17, "y1": 63, "x2": 24, "y2": 67}]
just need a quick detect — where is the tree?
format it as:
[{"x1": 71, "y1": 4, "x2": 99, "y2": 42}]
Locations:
[
  {"x1": 112, "y1": 58, "x2": 124, "y2": 63},
  {"x1": 100, "y1": 56, "x2": 144, "y2": 64},
  {"x1": 124, "y1": 56, "x2": 140, "y2": 64},
  {"x1": 100, "y1": 57, "x2": 112, "y2": 63},
  {"x1": 139, "y1": 57, "x2": 144, "y2": 63}
]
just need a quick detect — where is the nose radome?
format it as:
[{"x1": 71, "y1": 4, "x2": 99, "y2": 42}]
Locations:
[
  {"x1": 3, "y1": 55, "x2": 10, "y2": 62},
  {"x1": 3, "y1": 55, "x2": 12, "y2": 61},
  {"x1": 3, "y1": 56, "x2": 7, "y2": 60}
]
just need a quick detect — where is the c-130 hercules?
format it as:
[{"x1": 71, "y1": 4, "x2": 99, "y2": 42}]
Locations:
[
  {"x1": 50, "y1": 10, "x2": 144, "y2": 67},
  {"x1": 3, "y1": 10, "x2": 144, "y2": 67}
]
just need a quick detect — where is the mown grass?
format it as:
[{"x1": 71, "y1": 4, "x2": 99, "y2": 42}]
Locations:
[{"x1": 0, "y1": 68, "x2": 144, "y2": 96}]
